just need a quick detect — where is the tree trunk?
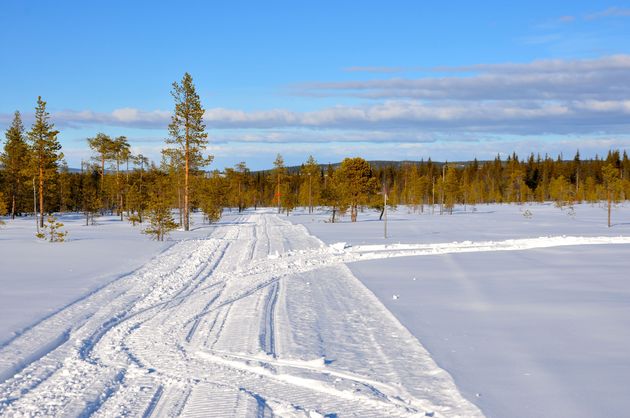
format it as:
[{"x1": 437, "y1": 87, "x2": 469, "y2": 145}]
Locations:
[
  {"x1": 277, "y1": 174, "x2": 281, "y2": 214},
  {"x1": 11, "y1": 194, "x2": 16, "y2": 220},
  {"x1": 101, "y1": 156, "x2": 105, "y2": 194},
  {"x1": 608, "y1": 191, "x2": 612, "y2": 227},
  {"x1": 33, "y1": 177, "x2": 38, "y2": 233},
  {"x1": 178, "y1": 185, "x2": 183, "y2": 226},
  {"x1": 39, "y1": 166, "x2": 44, "y2": 228},
  {"x1": 184, "y1": 145, "x2": 190, "y2": 231}
]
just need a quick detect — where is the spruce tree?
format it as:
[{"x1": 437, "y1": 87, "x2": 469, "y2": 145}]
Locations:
[
  {"x1": 27, "y1": 97, "x2": 63, "y2": 228},
  {"x1": 165, "y1": 73, "x2": 211, "y2": 231},
  {"x1": 1, "y1": 111, "x2": 30, "y2": 218}
]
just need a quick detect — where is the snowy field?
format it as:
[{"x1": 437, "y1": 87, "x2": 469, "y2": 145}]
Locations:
[
  {"x1": 288, "y1": 202, "x2": 630, "y2": 245},
  {"x1": 0, "y1": 210, "x2": 480, "y2": 417},
  {"x1": 0, "y1": 203, "x2": 628, "y2": 417},
  {"x1": 289, "y1": 202, "x2": 630, "y2": 418},
  {"x1": 0, "y1": 212, "x2": 220, "y2": 344}
]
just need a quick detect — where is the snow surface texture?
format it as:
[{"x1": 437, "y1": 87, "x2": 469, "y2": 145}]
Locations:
[
  {"x1": 288, "y1": 203, "x2": 630, "y2": 418},
  {"x1": 0, "y1": 212, "x2": 482, "y2": 417},
  {"x1": 350, "y1": 246, "x2": 630, "y2": 418},
  {"x1": 2, "y1": 203, "x2": 628, "y2": 417},
  {"x1": 289, "y1": 202, "x2": 630, "y2": 246},
  {"x1": 0, "y1": 213, "x2": 214, "y2": 344}
]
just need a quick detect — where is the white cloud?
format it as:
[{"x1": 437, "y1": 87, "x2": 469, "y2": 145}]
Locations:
[
  {"x1": 586, "y1": 7, "x2": 630, "y2": 20},
  {"x1": 297, "y1": 55, "x2": 630, "y2": 101},
  {"x1": 52, "y1": 108, "x2": 170, "y2": 128}
]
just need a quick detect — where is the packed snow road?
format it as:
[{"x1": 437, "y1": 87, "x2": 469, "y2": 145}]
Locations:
[{"x1": 0, "y1": 213, "x2": 481, "y2": 417}]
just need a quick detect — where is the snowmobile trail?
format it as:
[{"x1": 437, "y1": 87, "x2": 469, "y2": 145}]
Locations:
[{"x1": 0, "y1": 213, "x2": 482, "y2": 417}]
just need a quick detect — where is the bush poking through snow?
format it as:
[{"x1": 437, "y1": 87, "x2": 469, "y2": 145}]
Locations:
[
  {"x1": 143, "y1": 205, "x2": 178, "y2": 241},
  {"x1": 128, "y1": 213, "x2": 142, "y2": 226},
  {"x1": 36, "y1": 215, "x2": 67, "y2": 242}
]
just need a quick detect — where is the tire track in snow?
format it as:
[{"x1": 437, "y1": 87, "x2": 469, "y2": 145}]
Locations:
[
  {"x1": 0, "y1": 226, "x2": 234, "y2": 416},
  {"x1": 259, "y1": 282, "x2": 279, "y2": 357},
  {"x1": 1, "y1": 213, "x2": 493, "y2": 417}
]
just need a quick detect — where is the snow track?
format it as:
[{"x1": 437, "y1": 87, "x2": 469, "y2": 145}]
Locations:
[{"x1": 1, "y1": 213, "x2": 491, "y2": 417}]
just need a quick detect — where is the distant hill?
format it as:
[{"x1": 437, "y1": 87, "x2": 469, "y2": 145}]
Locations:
[{"x1": 253, "y1": 159, "x2": 490, "y2": 173}]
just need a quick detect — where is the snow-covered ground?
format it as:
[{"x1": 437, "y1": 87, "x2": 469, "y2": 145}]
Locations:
[
  {"x1": 289, "y1": 202, "x2": 629, "y2": 245},
  {"x1": 0, "y1": 203, "x2": 628, "y2": 417},
  {"x1": 0, "y1": 212, "x2": 219, "y2": 344},
  {"x1": 289, "y1": 202, "x2": 630, "y2": 418},
  {"x1": 0, "y1": 210, "x2": 479, "y2": 417}
]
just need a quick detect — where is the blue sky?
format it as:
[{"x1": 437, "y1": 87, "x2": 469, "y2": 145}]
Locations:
[{"x1": 1, "y1": 1, "x2": 630, "y2": 169}]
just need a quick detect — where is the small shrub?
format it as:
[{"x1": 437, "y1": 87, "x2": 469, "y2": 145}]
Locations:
[
  {"x1": 128, "y1": 213, "x2": 142, "y2": 226},
  {"x1": 37, "y1": 216, "x2": 68, "y2": 242},
  {"x1": 143, "y1": 206, "x2": 178, "y2": 241}
]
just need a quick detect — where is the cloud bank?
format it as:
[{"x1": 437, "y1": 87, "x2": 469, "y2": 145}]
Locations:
[{"x1": 2, "y1": 55, "x2": 629, "y2": 140}]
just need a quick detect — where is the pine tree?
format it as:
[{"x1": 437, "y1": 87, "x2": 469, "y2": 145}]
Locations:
[
  {"x1": 27, "y1": 97, "x2": 63, "y2": 228},
  {"x1": 1, "y1": 111, "x2": 30, "y2": 219},
  {"x1": 131, "y1": 154, "x2": 149, "y2": 222},
  {"x1": 334, "y1": 157, "x2": 377, "y2": 222},
  {"x1": 602, "y1": 163, "x2": 622, "y2": 227},
  {"x1": 300, "y1": 155, "x2": 320, "y2": 213},
  {"x1": 144, "y1": 174, "x2": 178, "y2": 241},
  {"x1": 87, "y1": 132, "x2": 114, "y2": 199},
  {"x1": 321, "y1": 164, "x2": 342, "y2": 222},
  {"x1": 111, "y1": 136, "x2": 130, "y2": 220},
  {"x1": 273, "y1": 154, "x2": 287, "y2": 213},
  {"x1": 199, "y1": 170, "x2": 227, "y2": 223},
  {"x1": 225, "y1": 162, "x2": 250, "y2": 212},
  {"x1": 0, "y1": 192, "x2": 7, "y2": 220},
  {"x1": 165, "y1": 73, "x2": 211, "y2": 231},
  {"x1": 549, "y1": 175, "x2": 573, "y2": 208},
  {"x1": 36, "y1": 215, "x2": 67, "y2": 242}
]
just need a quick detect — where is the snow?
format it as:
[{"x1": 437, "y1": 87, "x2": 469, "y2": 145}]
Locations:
[
  {"x1": 0, "y1": 212, "x2": 223, "y2": 344},
  {"x1": 290, "y1": 202, "x2": 630, "y2": 245},
  {"x1": 0, "y1": 202, "x2": 628, "y2": 417},
  {"x1": 349, "y1": 246, "x2": 630, "y2": 418},
  {"x1": 287, "y1": 203, "x2": 630, "y2": 418},
  {"x1": 0, "y1": 211, "x2": 480, "y2": 417}
]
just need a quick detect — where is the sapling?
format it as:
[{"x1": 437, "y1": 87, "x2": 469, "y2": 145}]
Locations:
[{"x1": 36, "y1": 215, "x2": 68, "y2": 242}]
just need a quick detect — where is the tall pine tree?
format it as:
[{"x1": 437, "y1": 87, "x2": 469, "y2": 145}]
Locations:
[
  {"x1": 334, "y1": 157, "x2": 377, "y2": 222},
  {"x1": 27, "y1": 97, "x2": 63, "y2": 228},
  {"x1": 1, "y1": 111, "x2": 30, "y2": 218},
  {"x1": 165, "y1": 73, "x2": 211, "y2": 231},
  {"x1": 87, "y1": 132, "x2": 113, "y2": 198}
]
